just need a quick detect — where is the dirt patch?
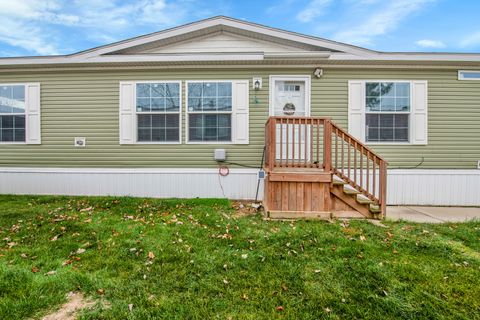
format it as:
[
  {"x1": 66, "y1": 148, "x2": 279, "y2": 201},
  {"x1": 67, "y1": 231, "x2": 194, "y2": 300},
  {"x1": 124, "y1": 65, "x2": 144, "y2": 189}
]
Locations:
[
  {"x1": 231, "y1": 201, "x2": 263, "y2": 218},
  {"x1": 42, "y1": 292, "x2": 95, "y2": 320}
]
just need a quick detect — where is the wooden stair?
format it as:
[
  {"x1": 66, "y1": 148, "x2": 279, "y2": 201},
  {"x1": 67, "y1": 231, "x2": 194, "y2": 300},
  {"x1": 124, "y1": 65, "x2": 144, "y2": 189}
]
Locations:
[{"x1": 263, "y1": 116, "x2": 388, "y2": 220}]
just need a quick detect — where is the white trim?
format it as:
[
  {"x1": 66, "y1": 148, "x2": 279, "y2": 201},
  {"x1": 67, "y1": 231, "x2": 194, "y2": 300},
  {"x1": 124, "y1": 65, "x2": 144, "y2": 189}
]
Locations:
[
  {"x1": 458, "y1": 70, "x2": 480, "y2": 80},
  {"x1": 0, "y1": 167, "x2": 258, "y2": 174},
  {"x1": 133, "y1": 80, "x2": 182, "y2": 144},
  {"x1": 268, "y1": 75, "x2": 311, "y2": 117},
  {"x1": 185, "y1": 80, "x2": 235, "y2": 144}
]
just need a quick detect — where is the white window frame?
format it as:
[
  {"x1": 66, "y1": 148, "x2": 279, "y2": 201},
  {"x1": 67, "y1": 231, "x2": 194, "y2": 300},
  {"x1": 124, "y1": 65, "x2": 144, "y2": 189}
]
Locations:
[
  {"x1": 134, "y1": 80, "x2": 182, "y2": 144},
  {"x1": 0, "y1": 83, "x2": 27, "y2": 145},
  {"x1": 458, "y1": 70, "x2": 480, "y2": 81},
  {"x1": 364, "y1": 80, "x2": 413, "y2": 145},
  {"x1": 186, "y1": 80, "x2": 234, "y2": 144}
]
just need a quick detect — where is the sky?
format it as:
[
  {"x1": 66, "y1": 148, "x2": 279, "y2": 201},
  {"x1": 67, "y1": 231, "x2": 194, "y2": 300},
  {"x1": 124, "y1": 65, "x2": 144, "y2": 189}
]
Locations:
[{"x1": 0, "y1": 0, "x2": 479, "y2": 57}]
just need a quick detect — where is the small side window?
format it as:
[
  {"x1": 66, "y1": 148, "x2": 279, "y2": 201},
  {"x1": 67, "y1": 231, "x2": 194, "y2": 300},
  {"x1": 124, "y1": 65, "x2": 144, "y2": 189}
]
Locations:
[{"x1": 458, "y1": 70, "x2": 480, "y2": 80}]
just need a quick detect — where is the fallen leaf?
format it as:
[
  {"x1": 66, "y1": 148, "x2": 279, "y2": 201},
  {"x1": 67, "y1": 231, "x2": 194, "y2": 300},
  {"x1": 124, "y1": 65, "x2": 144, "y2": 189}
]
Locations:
[
  {"x1": 45, "y1": 270, "x2": 56, "y2": 276},
  {"x1": 76, "y1": 248, "x2": 86, "y2": 254},
  {"x1": 128, "y1": 304, "x2": 134, "y2": 312},
  {"x1": 7, "y1": 242, "x2": 17, "y2": 248},
  {"x1": 276, "y1": 306, "x2": 284, "y2": 311},
  {"x1": 325, "y1": 307, "x2": 331, "y2": 313},
  {"x1": 31, "y1": 266, "x2": 40, "y2": 273},
  {"x1": 281, "y1": 283, "x2": 288, "y2": 291},
  {"x1": 97, "y1": 288, "x2": 105, "y2": 295},
  {"x1": 359, "y1": 235, "x2": 366, "y2": 242},
  {"x1": 223, "y1": 279, "x2": 229, "y2": 285},
  {"x1": 148, "y1": 251, "x2": 155, "y2": 260},
  {"x1": 50, "y1": 234, "x2": 61, "y2": 242},
  {"x1": 63, "y1": 259, "x2": 73, "y2": 266}
]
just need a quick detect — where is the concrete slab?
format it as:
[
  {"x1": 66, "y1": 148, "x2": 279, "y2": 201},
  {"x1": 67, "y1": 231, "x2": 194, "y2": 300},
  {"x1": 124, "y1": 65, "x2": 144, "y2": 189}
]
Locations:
[
  {"x1": 386, "y1": 206, "x2": 444, "y2": 223},
  {"x1": 386, "y1": 206, "x2": 480, "y2": 223},
  {"x1": 408, "y1": 206, "x2": 480, "y2": 223}
]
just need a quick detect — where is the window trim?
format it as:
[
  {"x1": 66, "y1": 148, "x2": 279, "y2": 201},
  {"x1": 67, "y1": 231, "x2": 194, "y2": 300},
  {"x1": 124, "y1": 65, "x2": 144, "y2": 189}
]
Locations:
[
  {"x1": 133, "y1": 80, "x2": 182, "y2": 144},
  {"x1": 185, "y1": 80, "x2": 234, "y2": 144},
  {"x1": 458, "y1": 70, "x2": 480, "y2": 81},
  {"x1": 0, "y1": 83, "x2": 28, "y2": 145},
  {"x1": 363, "y1": 80, "x2": 414, "y2": 146}
]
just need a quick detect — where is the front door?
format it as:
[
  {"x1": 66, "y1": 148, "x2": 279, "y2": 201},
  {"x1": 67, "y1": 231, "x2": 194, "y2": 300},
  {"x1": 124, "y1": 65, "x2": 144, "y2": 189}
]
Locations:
[{"x1": 270, "y1": 76, "x2": 311, "y2": 161}]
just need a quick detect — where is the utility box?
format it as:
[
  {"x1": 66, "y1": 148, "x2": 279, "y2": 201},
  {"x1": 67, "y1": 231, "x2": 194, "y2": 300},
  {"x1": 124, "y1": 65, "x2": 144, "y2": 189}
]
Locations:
[{"x1": 214, "y1": 149, "x2": 227, "y2": 161}]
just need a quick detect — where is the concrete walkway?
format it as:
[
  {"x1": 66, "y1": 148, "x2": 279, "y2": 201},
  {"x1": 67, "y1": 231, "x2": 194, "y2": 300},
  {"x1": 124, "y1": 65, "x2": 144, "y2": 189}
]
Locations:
[{"x1": 386, "y1": 206, "x2": 480, "y2": 223}]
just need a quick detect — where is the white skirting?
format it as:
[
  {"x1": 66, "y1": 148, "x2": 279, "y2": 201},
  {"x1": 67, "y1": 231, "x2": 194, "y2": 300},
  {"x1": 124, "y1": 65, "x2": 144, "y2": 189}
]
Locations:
[
  {"x1": 0, "y1": 168, "x2": 263, "y2": 200},
  {"x1": 0, "y1": 168, "x2": 479, "y2": 206},
  {"x1": 387, "y1": 169, "x2": 480, "y2": 206}
]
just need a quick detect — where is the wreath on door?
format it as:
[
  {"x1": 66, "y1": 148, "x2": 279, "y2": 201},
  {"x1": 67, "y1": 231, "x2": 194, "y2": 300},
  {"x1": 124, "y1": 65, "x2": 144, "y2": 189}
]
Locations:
[{"x1": 283, "y1": 102, "x2": 296, "y2": 115}]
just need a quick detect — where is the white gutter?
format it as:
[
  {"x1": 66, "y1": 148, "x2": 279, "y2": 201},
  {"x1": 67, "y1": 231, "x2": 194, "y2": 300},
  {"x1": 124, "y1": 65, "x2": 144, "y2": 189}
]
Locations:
[{"x1": 264, "y1": 52, "x2": 331, "y2": 59}]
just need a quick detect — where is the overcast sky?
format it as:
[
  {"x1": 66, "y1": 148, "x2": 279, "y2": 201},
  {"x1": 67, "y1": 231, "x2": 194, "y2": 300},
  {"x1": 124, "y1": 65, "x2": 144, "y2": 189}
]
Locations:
[{"x1": 0, "y1": 0, "x2": 479, "y2": 57}]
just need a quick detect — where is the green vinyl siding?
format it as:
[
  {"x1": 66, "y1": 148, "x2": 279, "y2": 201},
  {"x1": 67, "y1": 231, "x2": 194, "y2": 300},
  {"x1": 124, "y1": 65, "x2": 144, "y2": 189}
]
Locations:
[{"x1": 0, "y1": 67, "x2": 479, "y2": 169}]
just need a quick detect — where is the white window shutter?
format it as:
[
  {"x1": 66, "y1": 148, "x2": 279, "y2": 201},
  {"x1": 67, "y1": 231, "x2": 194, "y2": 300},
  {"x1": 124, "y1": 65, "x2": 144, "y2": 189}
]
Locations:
[
  {"x1": 25, "y1": 83, "x2": 41, "y2": 144},
  {"x1": 348, "y1": 80, "x2": 365, "y2": 142},
  {"x1": 411, "y1": 81, "x2": 428, "y2": 145},
  {"x1": 119, "y1": 81, "x2": 135, "y2": 144},
  {"x1": 232, "y1": 80, "x2": 249, "y2": 144}
]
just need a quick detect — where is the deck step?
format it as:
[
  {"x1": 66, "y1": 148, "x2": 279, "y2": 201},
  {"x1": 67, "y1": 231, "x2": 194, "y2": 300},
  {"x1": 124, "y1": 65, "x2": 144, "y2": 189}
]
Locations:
[
  {"x1": 343, "y1": 185, "x2": 361, "y2": 195},
  {"x1": 369, "y1": 205, "x2": 381, "y2": 213},
  {"x1": 333, "y1": 176, "x2": 347, "y2": 185},
  {"x1": 356, "y1": 194, "x2": 374, "y2": 204}
]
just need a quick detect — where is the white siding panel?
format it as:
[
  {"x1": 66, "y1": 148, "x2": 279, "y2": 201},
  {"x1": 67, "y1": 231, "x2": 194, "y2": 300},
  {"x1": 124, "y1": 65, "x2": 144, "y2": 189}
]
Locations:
[
  {"x1": 1, "y1": 168, "x2": 479, "y2": 205},
  {"x1": 145, "y1": 32, "x2": 305, "y2": 54},
  {"x1": 0, "y1": 168, "x2": 263, "y2": 200},
  {"x1": 387, "y1": 169, "x2": 480, "y2": 206}
]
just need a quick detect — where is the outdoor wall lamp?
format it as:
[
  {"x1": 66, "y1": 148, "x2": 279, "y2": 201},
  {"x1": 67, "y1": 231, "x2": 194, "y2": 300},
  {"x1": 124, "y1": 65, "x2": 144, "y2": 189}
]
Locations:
[{"x1": 252, "y1": 77, "x2": 262, "y2": 90}]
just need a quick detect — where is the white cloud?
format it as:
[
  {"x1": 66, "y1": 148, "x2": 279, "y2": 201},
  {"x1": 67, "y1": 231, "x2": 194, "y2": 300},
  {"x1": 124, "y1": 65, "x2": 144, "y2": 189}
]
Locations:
[
  {"x1": 415, "y1": 39, "x2": 446, "y2": 48},
  {"x1": 296, "y1": 0, "x2": 332, "y2": 23},
  {"x1": 460, "y1": 31, "x2": 480, "y2": 48},
  {"x1": 333, "y1": 0, "x2": 435, "y2": 46},
  {"x1": 0, "y1": 0, "x2": 203, "y2": 56}
]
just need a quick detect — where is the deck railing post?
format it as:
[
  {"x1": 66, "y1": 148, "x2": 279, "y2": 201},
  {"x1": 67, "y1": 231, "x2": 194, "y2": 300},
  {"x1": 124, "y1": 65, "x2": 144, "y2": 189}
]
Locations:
[
  {"x1": 323, "y1": 119, "x2": 332, "y2": 172},
  {"x1": 267, "y1": 118, "x2": 276, "y2": 171},
  {"x1": 379, "y1": 160, "x2": 387, "y2": 218}
]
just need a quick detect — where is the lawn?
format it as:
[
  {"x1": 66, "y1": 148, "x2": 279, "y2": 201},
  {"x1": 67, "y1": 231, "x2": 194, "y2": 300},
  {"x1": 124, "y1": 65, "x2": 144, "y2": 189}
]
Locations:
[{"x1": 0, "y1": 195, "x2": 479, "y2": 319}]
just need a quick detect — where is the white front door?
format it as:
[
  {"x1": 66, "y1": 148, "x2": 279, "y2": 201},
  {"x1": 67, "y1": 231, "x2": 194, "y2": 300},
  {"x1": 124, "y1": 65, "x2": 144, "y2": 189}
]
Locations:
[{"x1": 270, "y1": 76, "x2": 311, "y2": 161}]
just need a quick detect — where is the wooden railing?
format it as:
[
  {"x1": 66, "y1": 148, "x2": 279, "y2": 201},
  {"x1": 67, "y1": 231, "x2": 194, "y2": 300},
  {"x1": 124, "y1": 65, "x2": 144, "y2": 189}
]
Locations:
[{"x1": 265, "y1": 116, "x2": 388, "y2": 215}]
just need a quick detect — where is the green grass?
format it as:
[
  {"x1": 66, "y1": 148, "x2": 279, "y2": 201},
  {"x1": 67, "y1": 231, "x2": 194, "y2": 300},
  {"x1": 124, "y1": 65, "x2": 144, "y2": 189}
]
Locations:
[{"x1": 0, "y1": 195, "x2": 479, "y2": 319}]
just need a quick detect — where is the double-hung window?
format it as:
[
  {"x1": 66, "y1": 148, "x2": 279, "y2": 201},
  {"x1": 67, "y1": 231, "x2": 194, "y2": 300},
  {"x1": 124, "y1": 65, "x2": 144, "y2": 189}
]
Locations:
[
  {"x1": 348, "y1": 80, "x2": 427, "y2": 145},
  {"x1": 187, "y1": 81, "x2": 232, "y2": 142},
  {"x1": 0, "y1": 85, "x2": 26, "y2": 142},
  {"x1": 365, "y1": 82, "x2": 410, "y2": 143},
  {"x1": 135, "y1": 82, "x2": 181, "y2": 143}
]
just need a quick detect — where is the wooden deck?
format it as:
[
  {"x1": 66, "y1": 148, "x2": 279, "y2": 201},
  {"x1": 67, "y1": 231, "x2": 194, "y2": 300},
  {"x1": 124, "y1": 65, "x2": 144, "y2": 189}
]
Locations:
[{"x1": 263, "y1": 116, "x2": 387, "y2": 220}]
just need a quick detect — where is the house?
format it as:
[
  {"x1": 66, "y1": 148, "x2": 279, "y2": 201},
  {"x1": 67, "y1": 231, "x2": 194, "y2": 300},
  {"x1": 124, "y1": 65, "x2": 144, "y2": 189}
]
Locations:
[{"x1": 0, "y1": 16, "x2": 479, "y2": 218}]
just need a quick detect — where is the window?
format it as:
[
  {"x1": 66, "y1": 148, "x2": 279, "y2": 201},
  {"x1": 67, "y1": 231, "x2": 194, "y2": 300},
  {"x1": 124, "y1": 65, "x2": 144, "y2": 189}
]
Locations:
[
  {"x1": 187, "y1": 82, "x2": 232, "y2": 142},
  {"x1": 458, "y1": 70, "x2": 480, "y2": 80},
  {"x1": 135, "y1": 82, "x2": 181, "y2": 143},
  {"x1": 365, "y1": 82, "x2": 410, "y2": 143},
  {"x1": 0, "y1": 85, "x2": 26, "y2": 142}
]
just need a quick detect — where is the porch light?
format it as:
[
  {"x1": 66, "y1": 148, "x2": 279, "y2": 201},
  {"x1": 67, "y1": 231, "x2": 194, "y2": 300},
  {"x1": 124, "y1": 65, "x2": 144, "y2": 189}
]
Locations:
[{"x1": 253, "y1": 77, "x2": 262, "y2": 90}]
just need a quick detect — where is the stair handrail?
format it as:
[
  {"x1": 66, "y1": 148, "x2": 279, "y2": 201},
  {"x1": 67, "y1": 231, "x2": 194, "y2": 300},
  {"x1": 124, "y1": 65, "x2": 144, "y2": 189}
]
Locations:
[{"x1": 328, "y1": 121, "x2": 388, "y2": 217}]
